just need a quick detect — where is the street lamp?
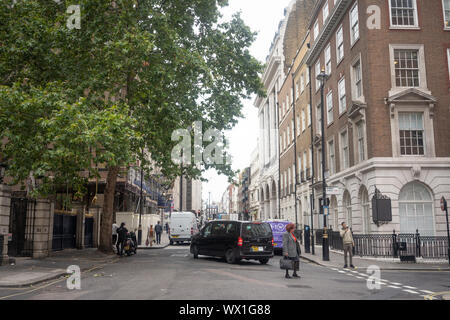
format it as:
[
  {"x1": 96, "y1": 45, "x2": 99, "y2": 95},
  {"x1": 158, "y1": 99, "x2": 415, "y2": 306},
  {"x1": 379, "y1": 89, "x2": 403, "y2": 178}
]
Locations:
[{"x1": 316, "y1": 68, "x2": 330, "y2": 262}]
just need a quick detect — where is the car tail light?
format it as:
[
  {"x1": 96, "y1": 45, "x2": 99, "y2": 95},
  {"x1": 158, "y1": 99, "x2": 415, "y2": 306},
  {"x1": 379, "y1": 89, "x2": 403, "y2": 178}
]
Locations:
[
  {"x1": 237, "y1": 236, "x2": 243, "y2": 247},
  {"x1": 272, "y1": 238, "x2": 274, "y2": 246}
]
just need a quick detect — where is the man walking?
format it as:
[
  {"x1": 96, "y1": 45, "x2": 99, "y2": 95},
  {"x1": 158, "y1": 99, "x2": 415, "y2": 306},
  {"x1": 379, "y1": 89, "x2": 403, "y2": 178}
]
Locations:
[
  {"x1": 155, "y1": 221, "x2": 163, "y2": 245},
  {"x1": 116, "y1": 222, "x2": 128, "y2": 256},
  {"x1": 340, "y1": 222, "x2": 355, "y2": 269}
]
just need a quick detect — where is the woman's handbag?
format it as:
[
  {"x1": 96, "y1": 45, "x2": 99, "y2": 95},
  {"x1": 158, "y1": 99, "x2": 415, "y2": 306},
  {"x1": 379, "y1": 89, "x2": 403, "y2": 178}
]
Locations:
[{"x1": 279, "y1": 257, "x2": 294, "y2": 270}]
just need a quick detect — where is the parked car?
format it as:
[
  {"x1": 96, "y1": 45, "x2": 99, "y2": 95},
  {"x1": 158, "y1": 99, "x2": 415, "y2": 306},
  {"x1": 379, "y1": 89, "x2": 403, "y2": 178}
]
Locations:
[
  {"x1": 264, "y1": 220, "x2": 291, "y2": 254},
  {"x1": 190, "y1": 220, "x2": 274, "y2": 264},
  {"x1": 169, "y1": 212, "x2": 199, "y2": 245}
]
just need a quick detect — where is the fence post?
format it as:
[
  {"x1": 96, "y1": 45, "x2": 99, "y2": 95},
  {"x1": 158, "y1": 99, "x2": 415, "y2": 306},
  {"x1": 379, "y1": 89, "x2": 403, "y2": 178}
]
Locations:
[
  {"x1": 415, "y1": 229, "x2": 421, "y2": 258},
  {"x1": 393, "y1": 229, "x2": 398, "y2": 258}
]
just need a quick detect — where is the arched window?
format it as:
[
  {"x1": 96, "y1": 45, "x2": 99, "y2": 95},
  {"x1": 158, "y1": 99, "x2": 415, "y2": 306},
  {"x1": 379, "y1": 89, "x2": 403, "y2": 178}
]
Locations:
[
  {"x1": 343, "y1": 190, "x2": 352, "y2": 228},
  {"x1": 399, "y1": 182, "x2": 434, "y2": 236},
  {"x1": 360, "y1": 187, "x2": 371, "y2": 234}
]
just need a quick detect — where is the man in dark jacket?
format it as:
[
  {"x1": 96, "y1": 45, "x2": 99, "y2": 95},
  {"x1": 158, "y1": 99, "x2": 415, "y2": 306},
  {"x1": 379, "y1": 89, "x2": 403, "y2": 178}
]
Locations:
[
  {"x1": 155, "y1": 221, "x2": 163, "y2": 244},
  {"x1": 116, "y1": 222, "x2": 128, "y2": 256}
]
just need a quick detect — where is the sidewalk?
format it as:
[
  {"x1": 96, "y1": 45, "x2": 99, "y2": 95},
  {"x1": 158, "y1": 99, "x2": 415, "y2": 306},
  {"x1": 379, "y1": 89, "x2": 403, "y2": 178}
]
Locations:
[
  {"x1": 0, "y1": 248, "x2": 118, "y2": 288},
  {"x1": 138, "y1": 231, "x2": 170, "y2": 249},
  {"x1": 300, "y1": 244, "x2": 450, "y2": 271}
]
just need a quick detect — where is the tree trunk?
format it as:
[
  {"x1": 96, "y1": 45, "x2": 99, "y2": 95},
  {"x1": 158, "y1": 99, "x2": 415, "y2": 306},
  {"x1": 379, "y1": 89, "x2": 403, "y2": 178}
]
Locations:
[{"x1": 98, "y1": 166, "x2": 119, "y2": 254}]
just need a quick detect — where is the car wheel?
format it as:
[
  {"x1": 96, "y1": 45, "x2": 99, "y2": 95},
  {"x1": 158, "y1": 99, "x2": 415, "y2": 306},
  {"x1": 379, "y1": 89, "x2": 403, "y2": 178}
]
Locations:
[
  {"x1": 192, "y1": 245, "x2": 199, "y2": 259},
  {"x1": 169, "y1": 239, "x2": 173, "y2": 245},
  {"x1": 259, "y1": 258, "x2": 269, "y2": 265},
  {"x1": 225, "y1": 249, "x2": 236, "y2": 264}
]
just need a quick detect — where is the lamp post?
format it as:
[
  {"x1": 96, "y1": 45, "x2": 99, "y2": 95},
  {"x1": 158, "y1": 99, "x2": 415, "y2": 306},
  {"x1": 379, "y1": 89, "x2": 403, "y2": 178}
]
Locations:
[
  {"x1": 316, "y1": 68, "x2": 330, "y2": 262},
  {"x1": 138, "y1": 164, "x2": 143, "y2": 246},
  {"x1": 441, "y1": 197, "x2": 450, "y2": 266}
]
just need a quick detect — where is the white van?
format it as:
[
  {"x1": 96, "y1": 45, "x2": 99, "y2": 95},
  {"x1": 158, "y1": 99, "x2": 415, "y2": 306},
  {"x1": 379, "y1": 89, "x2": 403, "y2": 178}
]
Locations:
[{"x1": 169, "y1": 212, "x2": 199, "y2": 245}]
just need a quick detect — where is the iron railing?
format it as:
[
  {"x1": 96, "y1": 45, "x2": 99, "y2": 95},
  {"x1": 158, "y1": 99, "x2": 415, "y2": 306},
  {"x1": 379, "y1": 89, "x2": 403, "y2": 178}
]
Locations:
[{"x1": 314, "y1": 229, "x2": 448, "y2": 260}]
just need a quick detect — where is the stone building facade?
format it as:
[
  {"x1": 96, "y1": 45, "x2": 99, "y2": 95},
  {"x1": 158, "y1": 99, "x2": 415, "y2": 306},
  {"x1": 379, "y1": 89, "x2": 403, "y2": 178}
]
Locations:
[{"x1": 307, "y1": 0, "x2": 450, "y2": 235}]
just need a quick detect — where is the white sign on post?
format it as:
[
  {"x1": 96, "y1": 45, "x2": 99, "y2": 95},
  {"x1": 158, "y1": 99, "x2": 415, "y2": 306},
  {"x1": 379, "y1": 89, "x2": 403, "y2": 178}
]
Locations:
[{"x1": 326, "y1": 187, "x2": 341, "y2": 195}]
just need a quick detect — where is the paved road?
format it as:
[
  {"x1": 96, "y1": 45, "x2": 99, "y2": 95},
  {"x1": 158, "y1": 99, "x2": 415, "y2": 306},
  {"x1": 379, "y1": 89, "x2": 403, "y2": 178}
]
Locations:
[{"x1": 0, "y1": 244, "x2": 448, "y2": 300}]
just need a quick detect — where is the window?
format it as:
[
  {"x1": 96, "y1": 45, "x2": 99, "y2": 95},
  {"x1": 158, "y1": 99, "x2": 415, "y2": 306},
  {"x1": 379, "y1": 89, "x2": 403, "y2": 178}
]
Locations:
[
  {"x1": 360, "y1": 187, "x2": 370, "y2": 234},
  {"x1": 298, "y1": 155, "x2": 302, "y2": 177},
  {"x1": 352, "y1": 58, "x2": 362, "y2": 98},
  {"x1": 323, "y1": 1, "x2": 329, "y2": 23},
  {"x1": 326, "y1": 91, "x2": 333, "y2": 124},
  {"x1": 303, "y1": 152, "x2": 307, "y2": 180},
  {"x1": 295, "y1": 83, "x2": 299, "y2": 99},
  {"x1": 297, "y1": 115, "x2": 301, "y2": 136},
  {"x1": 399, "y1": 112, "x2": 425, "y2": 155},
  {"x1": 444, "y1": 0, "x2": 450, "y2": 29},
  {"x1": 394, "y1": 49, "x2": 420, "y2": 87},
  {"x1": 340, "y1": 130, "x2": 349, "y2": 169},
  {"x1": 343, "y1": 190, "x2": 352, "y2": 228},
  {"x1": 307, "y1": 104, "x2": 311, "y2": 126},
  {"x1": 300, "y1": 73, "x2": 305, "y2": 93},
  {"x1": 328, "y1": 139, "x2": 335, "y2": 175},
  {"x1": 286, "y1": 94, "x2": 290, "y2": 109},
  {"x1": 336, "y1": 25, "x2": 344, "y2": 63},
  {"x1": 309, "y1": 147, "x2": 312, "y2": 171},
  {"x1": 317, "y1": 149, "x2": 322, "y2": 180},
  {"x1": 338, "y1": 77, "x2": 346, "y2": 114},
  {"x1": 325, "y1": 44, "x2": 332, "y2": 75},
  {"x1": 287, "y1": 125, "x2": 290, "y2": 145},
  {"x1": 314, "y1": 20, "x2": 319, "y2": 40},
  {"x1": 448, "y1": 49, "x2": 450, "y2": 79},
  {"x1": 315, "y1": 61, "x2": 321, "y2": 91},
  {"x1": 316, "y1": 104, "x2": 322, "y2": 134},
  {"x1": 399, "y1": 182, "x2": 435, "y2": 236},
  {"x1": 350, "y1": 2, "x2": 359, "y2": 45},
  {"x1": 284, "y1": 131, "x2": 287, "y2": 151},
  {"x1": 390, "y1": 0, "x2": 418, "y2": 27},
  {"x1": 291, "y1": 119, "x2": 295, "y2": 142},
  {"x1": 301, "y1": 110, "x2": 306, "y2": 132},
  {"x1": 287, "y1": 169, "x2": 291, "y2": 194},
  {"x1": 306, "y1": 67, "x2": 310, "y2": 85},
  {"x1": 356, "y1": 121, "x2": 365, "y2": 162}
]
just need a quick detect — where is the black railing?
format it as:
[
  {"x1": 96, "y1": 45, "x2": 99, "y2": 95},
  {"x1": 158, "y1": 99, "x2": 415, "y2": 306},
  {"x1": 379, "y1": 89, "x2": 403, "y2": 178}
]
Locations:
[{"x1": 314, "y1": 229, "x2": 448, "y2": 260}]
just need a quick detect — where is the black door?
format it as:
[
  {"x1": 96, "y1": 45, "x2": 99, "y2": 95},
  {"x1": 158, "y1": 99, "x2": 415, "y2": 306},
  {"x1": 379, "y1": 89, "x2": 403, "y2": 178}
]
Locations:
[
  {"x1": 8, "y1": 198, "x2": 28, "y2": 256},
  {"x1": 52, "y1": 214, "x2": 77, "y2": 251},
  {"x1": 197, "y1": 223, "x2": 213, "y2": 255},
  {"x1": 84, "y1": 218, "x2": 94, "y2": 248}
]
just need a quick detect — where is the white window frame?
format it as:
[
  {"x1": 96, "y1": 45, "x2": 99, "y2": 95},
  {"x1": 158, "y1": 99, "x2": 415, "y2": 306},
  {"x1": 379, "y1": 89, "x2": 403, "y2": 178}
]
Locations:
[
  {"x1": 336, "y1": 25, "x2": 344, "y2": 64},
  {"x1": 389, "y1": 44, "x2": 429, "y2": 96},
  {"x1": 398, "y1": 112, "x2": 426, "y2": 156},
  {"x1": 350, "y1": 54, "x2": 364, "y2": 102},
  {"x1": 340, "y1": 128, "x2": 349, "y2": 170},
  {"x1": 306, "y1": 67, "x2": 310, "y2": 85},
  {"x1": 300, "y1": 73, "x2": 305, "y2": 93},
  {"x1": 295, "y1": 82, "x2": 299, "y2": 99},
  {"x1": 326, "y1": 91, "x2": 334, "y2": 125},
  {"x1": 328, "y1": 138, "x2": 335, "y2": 175},
  {"x1": 316, "y1": 104, "x2": 322, "y2": 135},
  {"x1": 307, "y1": 104, "x2": 311, "y2": 126},
  {"x1": 338, "y1": 76, "x2": 346, "y2": 115},
  {"x1": 389, "y1": 0, "x2": 419, "y2": 29},
  {"x1": 325, "y1": 43, "x2": 332, "y2": 75},
  {"x1": 323, "y1": 1, "x2": 329, "y2": 24},
  {"x1": 355, "y1": 121, "x2": 367, "y2": 163},
  {"x1": 315, "y1": 61, "x2": 321, "y2": 92},
  {"x1": 302, "y1": 110, "x2": 306, "y2": 132},
  {"x1": 349, "y1": 2, "x2": 359, "y2": 46},
  {"x1": 447, "y1": 48, "x2": 450, "y2": 79},
  {"x1": 297, "y1": 115, "x2": 301, "y2": 136},
  {"x1": 291, "y1": 119, "x2": 295, "y2": 142},
  {"x1": 444, "y1": 0, "x2": 450, "y2": 30},
  {"x1": 314, "y1": 20, "x2": 319, "y2": 41},
  {"x1": 303, "y1": 151, "x2": 307, "y2": 180}
]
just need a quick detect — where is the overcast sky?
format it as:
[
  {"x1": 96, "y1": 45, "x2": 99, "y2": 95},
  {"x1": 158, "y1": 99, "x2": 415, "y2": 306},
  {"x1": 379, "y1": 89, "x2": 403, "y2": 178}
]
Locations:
[{"x1": 201, "y1": 0, "x2": 292, "y2": 205}]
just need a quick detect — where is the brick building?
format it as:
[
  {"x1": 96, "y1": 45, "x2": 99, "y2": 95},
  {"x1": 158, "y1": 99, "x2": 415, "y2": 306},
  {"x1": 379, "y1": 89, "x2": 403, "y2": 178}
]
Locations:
[{"x1": 306, "y1": 0, "x2": 450, "y2": 235}]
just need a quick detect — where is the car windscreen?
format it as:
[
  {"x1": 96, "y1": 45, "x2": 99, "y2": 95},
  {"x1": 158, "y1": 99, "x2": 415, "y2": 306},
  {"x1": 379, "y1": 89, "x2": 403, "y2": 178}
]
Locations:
[{"x1": 242, "y1": 223, "x2": 272, "y2": 238}]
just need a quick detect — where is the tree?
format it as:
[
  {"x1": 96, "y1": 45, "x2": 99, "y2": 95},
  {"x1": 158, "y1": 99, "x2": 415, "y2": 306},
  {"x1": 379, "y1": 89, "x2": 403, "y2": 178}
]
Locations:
[{"x1": 0, "y1": 0, "x2": 264, "y2": 254}]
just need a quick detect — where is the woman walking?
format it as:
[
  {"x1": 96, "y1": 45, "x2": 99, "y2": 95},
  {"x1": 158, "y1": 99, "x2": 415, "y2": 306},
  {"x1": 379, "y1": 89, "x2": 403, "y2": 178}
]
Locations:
[
  {"x1": 146, "y1": 225, "x2": 155, "y2": 247},
  {"x1": 282, "y1": 223, "x2": 301, "y2": 279}
]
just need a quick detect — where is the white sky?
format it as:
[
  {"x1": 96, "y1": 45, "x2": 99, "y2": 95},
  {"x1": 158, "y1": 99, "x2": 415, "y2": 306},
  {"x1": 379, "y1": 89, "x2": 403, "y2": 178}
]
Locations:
[{"x1": 201, "y1": 0, "x2": 292, "y2": 205}]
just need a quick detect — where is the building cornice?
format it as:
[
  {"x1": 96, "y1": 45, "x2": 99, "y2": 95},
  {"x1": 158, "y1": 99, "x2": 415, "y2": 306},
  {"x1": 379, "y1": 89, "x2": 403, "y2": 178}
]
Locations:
[{"x1": 306, "y1": 0, "x2": 353, "y2": 66}]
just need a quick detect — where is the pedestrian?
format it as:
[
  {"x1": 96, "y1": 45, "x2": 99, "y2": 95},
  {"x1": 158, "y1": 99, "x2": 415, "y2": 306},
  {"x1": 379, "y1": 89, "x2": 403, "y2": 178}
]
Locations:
[
  {"x1": 112, "y1": 222, "x2": 118, "y2": 249},
  {"x1": 340, "y1": 222, "x2": 355, "y2": 269},
  {"x1": 146, "y1": 225, "x2": 155, "y2": 247},
  {"x1": 155, "y1": 221, "x2": 163, "y2": 245},
  {"x1": 116, "y1": 222, "x2": 128, "y2": 256},
  {"x1": 165, "y1": 222, "x2": 169, "y2": 233},
  {"x1": 282, "y1": 223, "x2": 301, "y2": 279}
]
